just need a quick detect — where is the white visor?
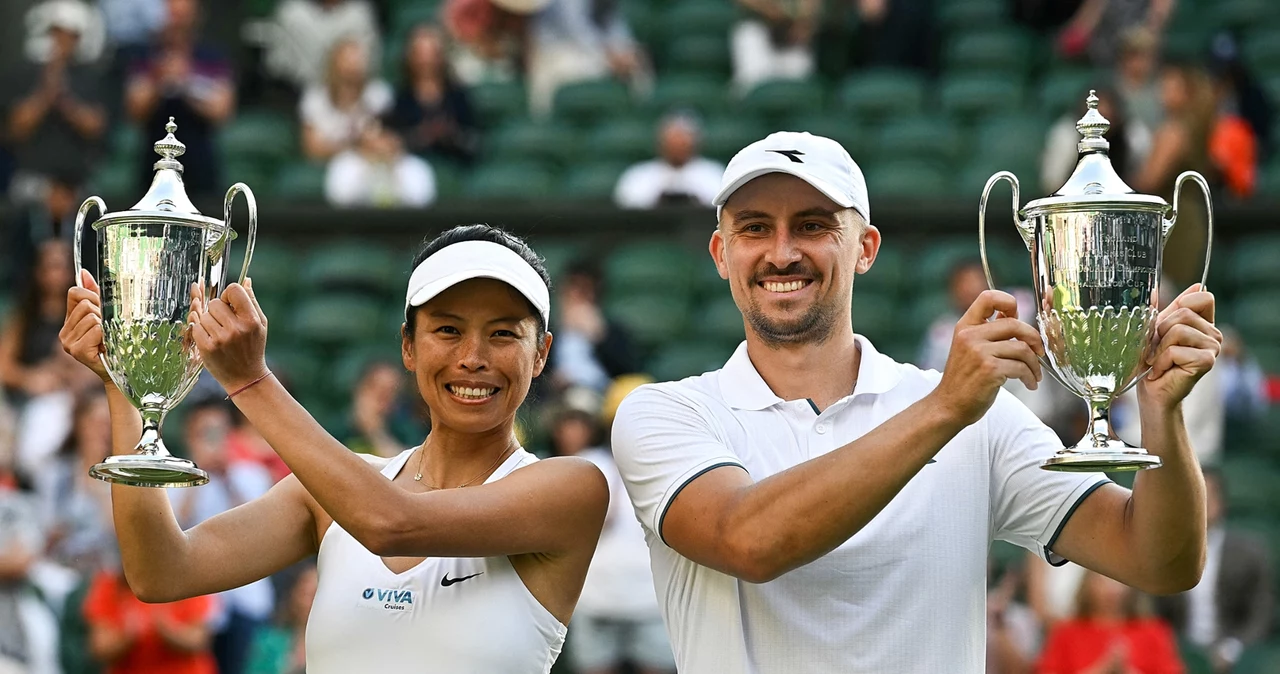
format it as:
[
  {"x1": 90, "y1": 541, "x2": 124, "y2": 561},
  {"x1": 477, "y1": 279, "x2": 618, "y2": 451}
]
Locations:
[{"x1": 405, "y1": 240, "x2": 551, "y2": 327}]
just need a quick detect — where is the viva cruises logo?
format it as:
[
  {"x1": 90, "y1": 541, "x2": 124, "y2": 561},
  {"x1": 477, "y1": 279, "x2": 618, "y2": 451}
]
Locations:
[{"x1": 361, "y1": 587, "x2": 415, "y2": 611}]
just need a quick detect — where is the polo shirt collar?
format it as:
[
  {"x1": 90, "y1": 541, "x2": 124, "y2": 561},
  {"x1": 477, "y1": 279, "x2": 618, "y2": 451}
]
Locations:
[{"x1": 717, "y1": 335, "x2": 903, "y2": 411}]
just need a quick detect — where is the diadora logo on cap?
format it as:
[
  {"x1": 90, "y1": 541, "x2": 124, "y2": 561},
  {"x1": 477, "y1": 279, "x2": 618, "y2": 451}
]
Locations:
[
  {"x1": 766, "y1": 149, "x2": 805, "y2": 163},
  {"x1": 361, "y1": 587, "x2": 415, "y2": 611}
]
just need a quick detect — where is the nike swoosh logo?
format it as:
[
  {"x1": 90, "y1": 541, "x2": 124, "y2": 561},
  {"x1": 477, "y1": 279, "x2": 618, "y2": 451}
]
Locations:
[
  {"x1": 441, "y1": 572, "x2": 483, "y2": 587},
  {"x1": 927, "y1": 459, "x2": 937, "y2": 464}
]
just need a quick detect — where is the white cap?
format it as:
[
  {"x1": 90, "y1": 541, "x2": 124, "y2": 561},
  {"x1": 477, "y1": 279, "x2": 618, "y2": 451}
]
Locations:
[
  {"x1": 405, "y1": 240, "x2": 551, "y2": 327},
  {"x1": 714, "y1": 131, "x2": 870, "y2": 224}
]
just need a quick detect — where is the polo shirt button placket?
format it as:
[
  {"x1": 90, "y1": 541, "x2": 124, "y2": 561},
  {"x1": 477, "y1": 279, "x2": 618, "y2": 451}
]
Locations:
[{"x1": 815, "y1": 424, "x2": 828, "y2": 435}]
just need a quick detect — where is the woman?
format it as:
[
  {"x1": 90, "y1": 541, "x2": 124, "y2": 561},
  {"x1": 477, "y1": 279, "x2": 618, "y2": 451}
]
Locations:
[
  {"x1": 387, "y1": 24, "x2": 480, "y2": 166},
  {"x1": 245, "y1": 563, "x2": 317, "y2": 674},
  {"x1": 1036, "y1": 571, "x2": 1183, "y2": 674},
  {"x1": 37, "y1": 388, "x2": 115, "y2": 576},
  {"x1": 59, "y1": 224, "x2": 608, "y2": 672}
]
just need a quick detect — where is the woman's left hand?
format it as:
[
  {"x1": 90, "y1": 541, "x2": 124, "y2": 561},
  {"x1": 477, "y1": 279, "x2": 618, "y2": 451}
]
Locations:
[{"x1": 188, "y1": 279, "x2": 269, "y2": 393}]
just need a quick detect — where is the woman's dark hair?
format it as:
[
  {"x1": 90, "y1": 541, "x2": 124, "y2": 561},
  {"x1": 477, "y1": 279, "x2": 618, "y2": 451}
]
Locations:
[
  {"x1": 404, "y1": 224, "x2": 551, "y2": 337},
  {"x1": 55, "y1": 388, "x2": 109, "y2": 459},
  {"x1": 401, "y1": 23, "x2": 461, "y2": 89},
  {"x1": 10, "y1": 239, "x2": 71, "y2": 363}
]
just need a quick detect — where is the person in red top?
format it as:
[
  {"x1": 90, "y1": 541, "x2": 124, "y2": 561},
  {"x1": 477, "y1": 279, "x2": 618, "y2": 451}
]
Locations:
[
  {"x1": 83, "y1": 569, "x2": 218, "y2": 674},
  {"x1": 1038, "y1": 570, "x2": 1184, "y2": 674}
]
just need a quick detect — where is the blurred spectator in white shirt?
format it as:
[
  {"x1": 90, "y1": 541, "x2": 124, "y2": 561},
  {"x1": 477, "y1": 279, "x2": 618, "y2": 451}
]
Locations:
[
  {"x1": 1042, "y1": 86, "x2": 1151, "y2": 195},
  {"x1": 732, "y1": 0, "x2": 819, "y2": 94},
  {"x1": 1114, "y1": 27, "x2": 1164, "y2": 134},
  {"x1": 527, "y1": 0, "x2": 644, "y2": 117},
  {"x1": 300, "y1": 39, "x2": 435, "y2": 207},
  {"x1": 614, "y1": 113, "x2": 724, "y2": 209},
  {"x1": 263, "y1": 0, "x2": 380, "y2": 91}
]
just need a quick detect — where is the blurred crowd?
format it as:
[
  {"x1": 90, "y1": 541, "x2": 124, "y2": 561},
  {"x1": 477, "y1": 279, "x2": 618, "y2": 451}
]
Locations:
[{"x1": 1, "y1": 0, "x2": 1280, "y2": 673}]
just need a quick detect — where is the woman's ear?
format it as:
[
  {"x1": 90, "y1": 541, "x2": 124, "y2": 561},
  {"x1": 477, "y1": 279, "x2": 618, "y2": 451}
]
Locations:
[
  {"x1": 401, "y1": 323, "x2": 415, "y2": 371},
  {"x1": 532, "y1": 331, "x2": 553, "y2": 379}
]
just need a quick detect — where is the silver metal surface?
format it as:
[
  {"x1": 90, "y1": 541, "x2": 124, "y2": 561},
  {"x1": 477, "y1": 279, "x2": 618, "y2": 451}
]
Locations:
[
  {"x1": 979, "y1": 92, "x2": 1214, "y2": 472},
  {"x1": 73, "y1": 118, "x2": 258, "y2": 487}
]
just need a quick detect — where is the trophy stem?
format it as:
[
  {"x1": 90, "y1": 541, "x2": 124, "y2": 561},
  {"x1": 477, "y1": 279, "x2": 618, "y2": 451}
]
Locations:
[
  {"x1": 1083, "y1": 399, "x2": 1117, "y2": 449},
  {"x1": 1041, "y1": 398, "x2": 1163, "y2": 472},
  {"x1": 89, "y1": 404, "x2": 209, "y2": 488},
  {"x1": 136, "y1": 405, "x2": 170, "y2": 456}
]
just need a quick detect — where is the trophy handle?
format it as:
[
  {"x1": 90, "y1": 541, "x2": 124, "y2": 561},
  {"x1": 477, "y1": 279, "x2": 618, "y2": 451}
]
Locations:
[
  {"x1": 1164, "y1": 170, "x2": 1213, "y2": 289},
  {"x1": 978, "y1": 171, "x2": 1031, "y2": 290},
  {"x1": 72, "y1": 196, "x2": 107, "y2": 288},
  {"x1": 223, "y1": 183, "x2": 258, "y2": 286}
]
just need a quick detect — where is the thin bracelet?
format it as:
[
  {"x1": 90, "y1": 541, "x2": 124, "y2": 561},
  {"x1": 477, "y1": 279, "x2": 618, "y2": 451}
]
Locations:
[{"x1": 226, "y1": 370, "x2": 273, "y2": 400}]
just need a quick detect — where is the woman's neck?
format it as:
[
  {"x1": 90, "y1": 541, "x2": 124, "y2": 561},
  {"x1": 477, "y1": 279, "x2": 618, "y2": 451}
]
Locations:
[
  {"x1": 330, "y1": 82, "x2": 362, "y2": 108},
  {"x1": 412, "y1": 74, "x2": 444, "y2": 102},
  {"x1": 414, "y1": 423, "x2": 519, "y2": 488}
]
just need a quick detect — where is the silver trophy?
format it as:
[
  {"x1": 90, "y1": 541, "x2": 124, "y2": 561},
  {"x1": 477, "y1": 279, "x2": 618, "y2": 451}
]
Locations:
[
  {"x1": 74, "y1": 118, "x2": 258, "y2": 487},
  {"x1": 978, "y1": 92, "x2": 1212, "y2": 472}
]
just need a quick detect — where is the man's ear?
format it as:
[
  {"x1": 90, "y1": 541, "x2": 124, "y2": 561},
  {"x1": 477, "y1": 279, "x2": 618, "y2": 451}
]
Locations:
[
  {"x1": 855, "y1": 224, "x2": 881, "y2": 275},
  {"x1": 710, "y1": 229, "x2": 729, "y2": 280}
]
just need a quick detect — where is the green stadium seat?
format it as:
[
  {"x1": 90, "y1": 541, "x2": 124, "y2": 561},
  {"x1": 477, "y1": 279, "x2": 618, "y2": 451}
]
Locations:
[
  {"x1": 859, "y1": 245, "x2": 904, "y2": 297},
  {"x1": 554, "y1": 80, "x2": 634, "y2": 127},
  {"x1": 222, "y1": 159, "x2": 274, "y2": 199},
  {"x1": 222, "y1": 109, "x2": 299, "y2": 164},
  {"x1": 1038, "y1": 68, "x2": 1106, "y2": 117},
  {"x1": 917, "y1": 237, "x2": 984, "y2": 289},
  {"x1": 289, "y1": 294, "x2": 387, "y2": 345},
  {"x1": 264, "y1": 344, "x2": 325, "y2": 395},
  {"x1": 1244, "y1": 31, "x2": 1280, "y2": 74},
  {"x1": 690, "y1": 294, "x2": 744, "y2": 349},
  {"x1": 904, "y1": 291, "x2": 952, "y2": 345},
  {"x1": 1217, "y1": 0, "x2": 1277, "y2": 29},
  {"x1": 273, "y1": 161, "x2": 326, "y2": 202},
  {"x1": 648, "y1": 74, "x2": 730, "y2": 116},
  {"x1": 586, "y1": 118, "x2": 654, "y2": 164},
  {"x1": 786, "y1": 114, "x2": 864, "y2": 157},
  {"x1": 647, "y1": 342, "x2": 734, "y2": 382},
  {"x1": 604, "y1": 241, "x2": 699, "y2": 295},
  {"x1": 389, "y1": 0, "x2": 442, "y2": 39},
  {"x1": 740, "y1": 79, "x2": 826, "y2": 122},
  {"x1": 87, "y1": 154, "x2": 139, "y2": 200},
  {"x1": 874, "y1": 115, "x2": 962, "y2": 166},
  {"x1": 464, "y1": 161, "x2": 559, "y2": 200},
  {"x1": 624, "y1": 2, "x2": 657, "y2": 46},
  {"x1": 936, "y1": 0, "x2": 1007, "y2": 32},
  {"x1": 486, "y1": 120, "x2": 578, "y2": 165},
  {"x1": 469, "y1": 81, "x2": 528, "y2": 127},
  {"x1": 664, "y1": 35, "x2": 732, "y2": 77},
  {"x1": 111, "y1": 124, "x2": 142, "y2": 156},
  {"x1": 700, "y1": 116, "x2": 768, "y2": 162},
  {"x1": 1231, "y1": 293, "x2": 1280, "y2": 344},
  {"x1": 837, "y1": 70, "x2": 927, "y2": 120},
  {"x1": 1229, "y1": 235, "x2": 1280, "y2": 286},
  {"x1": 1236, "y1": 643, "x2": 1280, "y2": 674},
  {"x1": 853, "y1": 291, "x2": 900, "y2": 345},
  {"x1": 866, "y1": 160, "x2": 951, "y2": 199},
  {"x1": 605, "y1": 292, "x2": 693, "y2": 349},
  {"x1": 1222, "y1": 457, "x2": 1280, "y2": 517},
  {"x1": 333, "y1": 343, "x2": 406, "y2": 396},
  {"x1": 225, "y1": 238, "x2": 299, "y2": 299},
  {"x1": 938, "y1": 75, "x2": 1027, "y2": 120},
  {"x1": 530, "y1": 239, "x2": 586, "y2": 283},
  {"x1": 658, "y1": 0, "x2": 737, "y2": 38},
  {"x1": 561, "y1": 161, "x2": 628, "y2": 200},
  {"x1": 301, "y1": 242, "x2": 401, "y2": 294},
  {"x1": 942, "y1": 28, "x2": 1033, "y2": 79}
]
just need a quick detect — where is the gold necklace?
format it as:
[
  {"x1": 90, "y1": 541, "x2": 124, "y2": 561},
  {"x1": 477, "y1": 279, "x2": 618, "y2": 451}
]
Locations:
[{"x1": 413, "y1": 444, "x2": 516, "y2": 490}]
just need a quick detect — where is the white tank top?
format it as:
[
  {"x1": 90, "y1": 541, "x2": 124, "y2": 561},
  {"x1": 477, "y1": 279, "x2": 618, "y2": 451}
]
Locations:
[{"x1": 305, "y1": 447, "x2": 567, "y2": 673}]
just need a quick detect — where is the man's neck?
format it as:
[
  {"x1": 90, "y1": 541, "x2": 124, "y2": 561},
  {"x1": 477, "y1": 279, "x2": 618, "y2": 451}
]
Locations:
[{"x1": 744, "y1": 329, "x2": 861, "y2": 412}]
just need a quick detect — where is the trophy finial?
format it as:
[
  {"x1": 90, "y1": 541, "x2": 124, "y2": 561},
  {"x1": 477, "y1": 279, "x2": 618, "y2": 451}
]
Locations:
[
  {"x1": 153, "y1": 117, "x2": 187, "y2": 172},
  {"x1": 1076, "y1": 90, "x2": 1111, "y2": 154}
]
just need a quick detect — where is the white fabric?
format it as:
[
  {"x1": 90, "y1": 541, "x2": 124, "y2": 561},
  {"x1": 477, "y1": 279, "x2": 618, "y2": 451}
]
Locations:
[
  {"x1": 715, "y1": 131, "x2": 868, "y2": 224},
  {"x1": 1186, "y1": 526, "x2": 1226, "y2": 646},
  {"x1": 575, "y1": 447, "x2": 662, "y2": 619},
  {"x1": 1112, "y1": 363, "x2": 1223, "y2": 465},
  {"x1": 305, "y1": 447, "x2": 566, "y2": 673},
  {"x1": 405, "y1": 240, "x2": 552, "y2": 326},
  {"x1": 13, "y1": 391, "x2": 73, "y2": 479},
  {"x1": 325, "y1": 150, "x2": 436, "y2": 208},
  {"x1": 168, "y1": 464, "x2": 276, "y2": 623},
  {"x1": 1041, "y1": 561, "x2": 1088, "y2": 621},
  {"x1": 298, "y1": 80, "x2": 394, "y2": 148},
  {"x1": 525, "y1": 42, "x2": 609, "y2": 118},
  {"x1": 611, "y1": 336, "x2": 1110, "y2": 674},
  {"x1": 265, "y1": 0, "x2": 381, "y2": 88},
  {"x1": 731, "y1": 20, "x2": 813, "y2": 96},
  {"x1": 15, "y1": 593, "x2": 59, "y2": 674},
  {"x1": 613, "y1": 157, "x2": 725, "y2": 209}
]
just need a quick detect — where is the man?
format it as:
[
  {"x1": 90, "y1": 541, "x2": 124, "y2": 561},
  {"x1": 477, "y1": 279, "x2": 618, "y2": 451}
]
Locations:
[
  {"x1": 613, "y1": 113, "x2": 725, "y2": 210},
  {"x1": 611, "y1": 131, "x2": 1220, "y2": 673},
  {"x1": 1156, "y1": 468, "x2": 1272, "y2": 673}
]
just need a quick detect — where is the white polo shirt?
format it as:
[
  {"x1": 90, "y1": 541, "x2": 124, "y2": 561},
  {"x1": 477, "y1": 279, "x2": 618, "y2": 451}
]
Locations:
[{"x1": 611, "y1": 336, "x2": 1110, "y2": 674}]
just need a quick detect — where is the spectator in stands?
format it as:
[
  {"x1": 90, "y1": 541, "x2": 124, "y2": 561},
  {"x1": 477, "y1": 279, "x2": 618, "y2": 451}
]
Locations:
[
  {"x1": 548, "y1": 259, "x2": 641, "y2": 393},
  {"x1": 1113, "y1": 27, "x2": 1163, "y2": 133},
  {"x1": 731, "y1": 0, "x2": 820, "y2": 94},
  {"x1": 262, "y1": 0, "x2": 380, "y2": 93},
  {"x1": 3, "y1": 167, "x2": 91, "y2": 294},
  {"x1": 1054, "y1": 0, "x2": 1175, "y2": 65},
  {"x1": 4, "y1": 0, "x2": 107, "y2": 198},
  {"x1": 987, "y1": 558, "x2": 1040, "y2": 674},
  {"x1": 847, "y1": 0, "x2": 936, "y2": 71},
  {"x1": 1218, "y1": 326, "x2": 1268, "y2": 426},
  {"x1": 301, "y1": 39, "x2": 436, "y2": 207},
  {"x1": 551, "y1": 402, "x2": 676, "y2": 674},
  {"x1": 1133, "y1": 61, "x2": 1213, "y2": 286},
  {"x1": 614, "y1": 112, "x2": 724, "y2": 209},
  {"x1": 168, "y1": 397, "x2": 274, "y2": 674},
  {"x1": 527, "y1": 0, "x2": 644, "y2": 117},
  {"x1": 1155, "y1": 468, "x2": 1273, "y2": 673},
  {"x1": 244, "y1": 563, "x2": 316, "y2": 674},
  {"x1": 1036, "y1": 571, "x2": 1183, "y2": 673},
  {"x1": 1209, "y1": 32, "x2": 1273, "y2": 160},
  {"x1": 83, "y1": 563, "x2": 218, "y2": 674},
  {"x1": 36, "y1": 389, "x2": 114, "y2": 577},
  {"x1": 125, "y1": 0, "x2": 235, "y2": 198},
  {"x1": 1042, "y1": 86, "x2": 1150, "y2": 195},
  {"x1": 387, "y1": 24, "x2": 480, "y2": 166},
  {"x1": 442, "y1": 0, "x2": 534, "y2": 85},
  {"x1": 335, "y1": 360, "x2": 424, "y2": 458},
  {"x1": 226, "y1": 409, "x2": 291, "y2": 484},
  {"x1": 1205, "y1": 34, "x2": 1270, "y2": 200},
  {"x1": 0, "y1": 453, "x2": 61, "y2": 674}
]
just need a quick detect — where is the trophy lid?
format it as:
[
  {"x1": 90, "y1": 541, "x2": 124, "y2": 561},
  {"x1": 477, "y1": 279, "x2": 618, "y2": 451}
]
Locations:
[
  {"x1": 1022, "y1": 91, "x2": 1168, "y2": 215},
  {"x1": 93, "y1": 118, "x2": 227, "y2": 231}
]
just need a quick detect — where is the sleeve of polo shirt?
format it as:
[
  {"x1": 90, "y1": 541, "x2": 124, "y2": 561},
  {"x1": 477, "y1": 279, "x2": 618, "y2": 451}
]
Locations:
[
  {"x1": 988, "y1": 389, "x2": 1112, "y2": 566},
  {"x1": 610, "y1": 384, "x2": 746, "y2": 543}
]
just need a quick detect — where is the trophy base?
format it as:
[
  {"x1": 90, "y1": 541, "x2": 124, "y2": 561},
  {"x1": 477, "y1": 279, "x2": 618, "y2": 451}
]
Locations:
[
  {"x1": 90, "y1": 455, "x2": 209, "y2": 488},
  {"x1": 1042, "y1": 440, "x2": 1163, "y2": 473}
]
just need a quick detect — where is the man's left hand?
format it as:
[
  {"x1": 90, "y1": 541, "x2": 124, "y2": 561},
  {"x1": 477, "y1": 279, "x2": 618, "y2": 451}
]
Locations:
[{"x1": 1138, "y1": 284, "x2": 1221, "y2": 411}]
